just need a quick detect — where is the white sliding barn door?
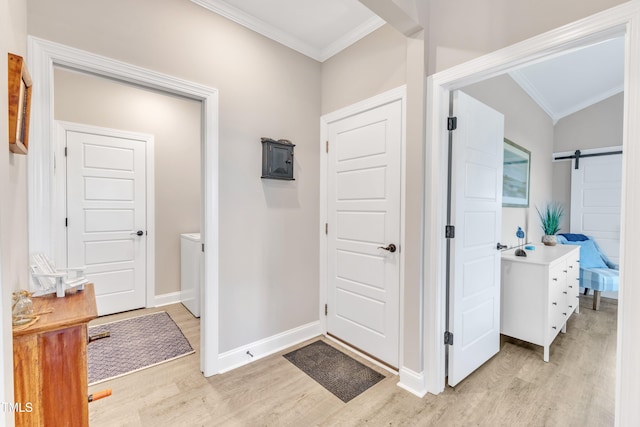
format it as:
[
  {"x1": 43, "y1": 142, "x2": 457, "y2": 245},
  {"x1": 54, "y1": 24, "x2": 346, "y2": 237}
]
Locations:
[
  {"x1": 570, "y1": 154, "x2": 622, "y2": 265},
  {"x1": 448, "y1": 91, "x2": 504, "y2": 386},
  {"x1": 66, "y1": 130, "x2": 148, "y2": 315}
]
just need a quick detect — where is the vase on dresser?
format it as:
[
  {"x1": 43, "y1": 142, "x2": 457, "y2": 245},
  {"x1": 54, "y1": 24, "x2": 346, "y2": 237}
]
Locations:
[{"x1": 542, "y1": 234, "x2": 557, "y2": 246}]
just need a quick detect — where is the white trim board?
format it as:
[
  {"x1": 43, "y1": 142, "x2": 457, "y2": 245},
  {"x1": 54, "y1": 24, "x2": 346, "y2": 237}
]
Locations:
[
  {"x1": 218, "y1": 321, "x2": 322, "y2": 373},
  {"x1": 154, "y1": 291, "x2": 183, "y2": 308},
  {"x1": 54, "y1": 121, "x2": 157, "y2": 311},
  {"x1": 319, "y1": 85, "x2": 412, "y2": 392},
  {"x1": 424, "y1": 2, "x2": 640, "y2": 424},
  {"x1": 27, "y1": 36, "x2": 220, "y2": 377}
]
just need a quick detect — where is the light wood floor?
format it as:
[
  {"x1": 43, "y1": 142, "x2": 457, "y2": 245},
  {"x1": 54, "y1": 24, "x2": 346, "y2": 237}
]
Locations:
[{"x1": 88, "y1": 295, "x2": 617, "y2": 426}]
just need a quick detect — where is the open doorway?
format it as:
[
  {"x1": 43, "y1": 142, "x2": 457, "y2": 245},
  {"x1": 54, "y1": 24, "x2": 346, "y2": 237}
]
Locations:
[
  {"x1": 52, "y1": 67, "x2": 202, "y2": 318},
  {"x1": 27, "y1": 36, "x2": 220, "y2": 376},
  {"x1": 423, "y1": 2, "x2": 640, "y2": 421}
]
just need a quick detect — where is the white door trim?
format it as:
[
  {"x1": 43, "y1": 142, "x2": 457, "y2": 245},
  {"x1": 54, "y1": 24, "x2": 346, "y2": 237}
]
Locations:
[
  {"x1": 54, "y1": 121, "x2": 156, "y2": 310},
  {"x1": 424, "y1": 2, "x2": 640, "y2": 423},
  {"x1": 27, "y1": 36, "x2": 220, "y2": 377},
  {"x1": 319, "y1": 85, "x2": 407, "y2": 376}
]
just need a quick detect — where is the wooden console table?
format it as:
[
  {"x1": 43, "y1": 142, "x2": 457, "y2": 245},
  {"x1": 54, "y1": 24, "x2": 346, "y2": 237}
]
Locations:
[{"x1": 13, "y1": 284, "x2": 97, "y2": 427}]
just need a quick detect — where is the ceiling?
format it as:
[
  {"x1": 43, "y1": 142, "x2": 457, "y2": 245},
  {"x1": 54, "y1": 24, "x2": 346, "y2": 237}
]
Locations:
[
  {"x1": 191, "y1": 1, "x2": 625, "y2": 121},
  {"x1": 190, "y1": 0, "x2": 384, "y2": 62},
  {"x1": 509, "y1": 37, "x2": 625, "y2": 123}
]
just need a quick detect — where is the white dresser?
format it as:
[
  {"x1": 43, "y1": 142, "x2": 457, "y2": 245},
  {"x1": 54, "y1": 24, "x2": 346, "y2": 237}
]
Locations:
[{"x1": 501, "y1": 244, "x2": 580, "y2": 362}]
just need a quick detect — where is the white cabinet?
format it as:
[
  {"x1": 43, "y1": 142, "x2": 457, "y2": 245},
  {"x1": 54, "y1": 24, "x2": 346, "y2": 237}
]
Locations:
[{"x1": 501, "y1": 244, "x2": 580, "y2": 362}]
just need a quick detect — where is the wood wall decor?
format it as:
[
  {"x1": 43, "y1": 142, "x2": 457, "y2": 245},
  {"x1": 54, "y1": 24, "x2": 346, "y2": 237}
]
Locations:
[{"x1": 8, "y1": 53, "x2": 32, "y2": 155}]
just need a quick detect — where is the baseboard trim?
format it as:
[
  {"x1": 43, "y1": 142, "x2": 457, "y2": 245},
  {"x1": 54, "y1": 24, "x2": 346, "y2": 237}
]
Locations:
[
  {"x1": 218, "y1": 321, "x2": 322, "y2": 373},
  {"x1": 397, "y1": 367, "x2": 427, "y2": 398},
  {"x1": 153, "y1": 291, "x2": 182, "y2": 307}
]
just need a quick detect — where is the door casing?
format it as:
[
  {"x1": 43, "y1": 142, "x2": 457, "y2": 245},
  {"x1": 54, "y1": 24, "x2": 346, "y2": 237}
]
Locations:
[
  {"x1": 424, "y1": 3, "x2": 640, "y2": 424},
  {"x1": 27, "y1": 36, "x2": 220, "y2": 377},
  {"x1": 54, "y1": 121, "x2": 155, "y2": 313},
  {"x1": 320, "y1": 85, "x2": 407, "y2": 374}
]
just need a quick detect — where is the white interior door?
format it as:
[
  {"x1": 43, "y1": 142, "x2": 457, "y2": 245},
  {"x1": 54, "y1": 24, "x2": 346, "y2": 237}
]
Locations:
[
  {"x1": 570, "y1": 153, "x2": 622, "y2": 264},
  {"x1": 326, "y1": 99, "x2": 402, "y2": 368},
  {"x1": 448, "y1": 91, "x2": 504, "y2": 386},
  {"x1": 67, "y1": 130, "x2": 147, "y2": 315}
]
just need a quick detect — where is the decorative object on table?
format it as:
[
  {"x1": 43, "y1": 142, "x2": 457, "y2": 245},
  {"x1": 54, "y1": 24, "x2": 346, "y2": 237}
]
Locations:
[
  {"x1": 12, "y1": 290, "x2": 33, "y2": 326},
  {"x1": 29, "y1": 253, "x2": 88, "y2": 297},
  {"x1": 8, "y1": 53, "x2": 32, "y2": 155},
  {"x1": 536, "y1": 202, "x2": 564, "y2": 246},
  {"x1": 514, "y1": 226, "x2": 527, "y2": 257},
  {"x1": 502, "y1": 139, "x2": 531, "y2": 207},
  {"x1": 261, "y1": 137, "x2": 295, "y2": 180}
]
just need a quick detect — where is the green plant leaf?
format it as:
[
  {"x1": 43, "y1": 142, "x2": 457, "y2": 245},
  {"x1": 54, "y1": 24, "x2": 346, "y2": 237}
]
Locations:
[{"x1": 536, "y1": 202, "x2": 564, "y2": 235}]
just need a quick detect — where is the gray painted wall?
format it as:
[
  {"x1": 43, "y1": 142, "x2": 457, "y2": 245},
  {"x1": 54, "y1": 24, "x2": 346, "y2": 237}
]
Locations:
[
  {"x1": 54, "y1": 68, "x2": 202, "y2": 298},
  {"x1": 28, "y1": 0, "x2": 322, "y2": 353}
]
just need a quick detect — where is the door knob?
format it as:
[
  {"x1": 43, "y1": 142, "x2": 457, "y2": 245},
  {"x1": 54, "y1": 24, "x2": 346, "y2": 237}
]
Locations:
[
  {"x1": 378, "y1": 244, "x2": 397, "y2": 253},
  {"x1": 496, "y1": 243, "x2": 508, "y2": 250},
  {"x1": 131, "y1": 230, "x2": 144, "y2": 236}
]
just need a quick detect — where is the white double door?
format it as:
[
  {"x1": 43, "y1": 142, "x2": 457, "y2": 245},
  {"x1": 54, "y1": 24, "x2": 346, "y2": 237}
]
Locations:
[
  {"x1": 326, "y1": 97, "x2": 402, "y2": 368},
  {"x1": 66, "y1": 128, "x2": 148, "y2": 315}
]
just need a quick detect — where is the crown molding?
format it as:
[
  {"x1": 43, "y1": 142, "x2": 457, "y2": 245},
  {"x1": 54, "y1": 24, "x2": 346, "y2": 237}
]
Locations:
[{"x1": 191, "y1": 0, "x2": 384, "y2": 62}]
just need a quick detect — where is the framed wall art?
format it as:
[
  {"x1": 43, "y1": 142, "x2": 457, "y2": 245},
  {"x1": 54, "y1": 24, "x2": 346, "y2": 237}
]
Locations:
[
  {"x1": 8, "y1": 53, "x2": 32, "y2": 155},
  {"x1": 502, "y1": 138, "x2": 530, "y2": 207}
]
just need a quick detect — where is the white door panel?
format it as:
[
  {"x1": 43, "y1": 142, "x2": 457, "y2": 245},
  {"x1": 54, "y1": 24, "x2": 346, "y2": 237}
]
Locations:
[
  {"x1": 327, "y1": 99, "x2": 402, "y2": 368},
  {"x1": 67, "y1": 130, "x2": 147, "y2": 315},
  {"x1": 448, "y1": 91, "x2": 504, "y2": 386},
  {"x1": 570, "y1": 154, "x2": 622, "y2": 264}
]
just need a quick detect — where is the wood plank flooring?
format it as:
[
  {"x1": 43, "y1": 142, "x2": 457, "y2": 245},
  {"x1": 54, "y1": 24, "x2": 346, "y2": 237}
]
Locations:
[{"x1": 88, "y1": 295, "x2": 616, "y2": 426}]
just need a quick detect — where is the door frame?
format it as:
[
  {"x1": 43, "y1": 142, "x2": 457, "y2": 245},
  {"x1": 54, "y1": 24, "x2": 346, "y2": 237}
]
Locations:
[
  {"x1": 27, "y1": 36, "x2": 220, "y2": 377},
  {"x1": 423, "y1": 1, "x2": 640, "y2": 422},
  {"x1": 319, "y1": 85, "x2": 407, "y2": 372},
  {"x1": 53, "y1": 121, "x2": 156, "y2": 311}
]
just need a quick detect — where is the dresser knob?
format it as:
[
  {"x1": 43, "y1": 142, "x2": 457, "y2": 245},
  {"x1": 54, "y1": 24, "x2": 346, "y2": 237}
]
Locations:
[
  {"x1": 569, "y1": 285, "x2": 573, "y2": 288},
  {"x1": 569, "y1": 305, "x2": 573, "y2": 308},
  {"x1": 563, "y1": 270, "x2": 567, "y2": 273},
  {"x1": 563, "y1": 312, "x2": 567, "y2": 316},
  {"x1": 552, "y1": 326, "x2": 557, "y2": 330},
  {"x1": 563, "y1": 291, "x2": 568, "y2": 294},
  {"x1": 552, "y1": 302, "x2": 557, "y2": 305},
  {"x1": 552, "y1": 278, "x2": 558, "y2": 281}
]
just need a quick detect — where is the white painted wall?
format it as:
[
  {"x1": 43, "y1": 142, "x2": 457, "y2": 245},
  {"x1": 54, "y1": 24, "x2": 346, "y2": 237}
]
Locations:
[
  {"x1": 28, "y1": 0, "x2": 321, "y2": 353},
  {"x1": 53, "y1": 68, "x2": 202, "y2": 298},
  {"x1": 0, "y1": 0, "x2": 28, "y2": 423},
  {"x1": 427, "y1": 0, "x2": 629, "y2": 73}
]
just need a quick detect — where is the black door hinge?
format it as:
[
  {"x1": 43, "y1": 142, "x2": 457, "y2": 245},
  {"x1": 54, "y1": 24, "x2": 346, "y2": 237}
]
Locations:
[
  {"x1": 325, "y1": 304, "x2": 328, "y2": 316},
  {"x1": 447, "y1": 116, "x2": 457, "y2": 131},
  {"x1": 65, "y1": 218, "x2": 68, "y2": 227},
  {"x1": 445, "y1": 225, "x2": 455, "y2": 239},
  {"x1": 444, "y1": 331, "x2": 454, "y2": 345},
  {"x1": 64, "y1": 147, "x2": 68, "y2": 157}
]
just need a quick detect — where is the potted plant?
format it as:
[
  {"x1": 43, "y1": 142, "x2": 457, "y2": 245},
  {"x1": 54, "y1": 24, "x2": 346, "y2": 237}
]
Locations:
[{"x1": 536, "y1": 202, "x2": 564, "y2": 246}]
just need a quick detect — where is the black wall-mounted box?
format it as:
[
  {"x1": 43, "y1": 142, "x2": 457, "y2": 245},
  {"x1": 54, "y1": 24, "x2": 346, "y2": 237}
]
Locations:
[{"x1": 261, "y1": 137, "x2": 295, "y2": 180}]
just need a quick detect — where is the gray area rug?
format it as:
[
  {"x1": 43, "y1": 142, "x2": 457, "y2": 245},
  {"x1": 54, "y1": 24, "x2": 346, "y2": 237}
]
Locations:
[
  {"x1": 283, "y1": 340, "x2": 385, "y2": 403},
  {"x1": 88, "y1": 311, "x2": 194, "y2": 385}
]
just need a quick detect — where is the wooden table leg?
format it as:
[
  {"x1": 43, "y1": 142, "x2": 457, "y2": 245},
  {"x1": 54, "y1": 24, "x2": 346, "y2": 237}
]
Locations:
[{"x1": 593, "y1": 290, "x2": 601, "y2": 310}]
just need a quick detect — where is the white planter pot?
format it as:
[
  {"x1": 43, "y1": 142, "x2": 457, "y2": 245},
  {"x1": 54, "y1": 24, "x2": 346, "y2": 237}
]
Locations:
[{"x1": 542, "y1": 235, "x2": 557, "y2": 246}]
